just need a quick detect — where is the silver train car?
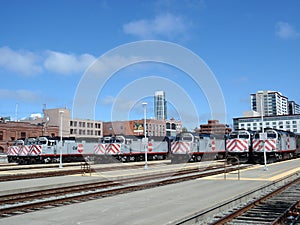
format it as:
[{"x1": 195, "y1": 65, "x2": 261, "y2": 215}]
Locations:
[
  {"x1": 170, "y1": 132, "x2": 226, "y2": 163},
  {"x1": 226, "y1": 130, "x2": 253, "y2": 163},
  {"x1": 252, "y1": 128, "x2": 300, "y2": 163},
  {"x1": 12, "y1": 136, "x2": 94, "y2": 164},
  {"x1": 94, "y1": 135, "x2": 169, "y2": 163}
]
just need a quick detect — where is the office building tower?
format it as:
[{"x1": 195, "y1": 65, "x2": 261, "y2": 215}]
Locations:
[{"x1": 154, "y1": 91, "x2": 167, "y2": 120}]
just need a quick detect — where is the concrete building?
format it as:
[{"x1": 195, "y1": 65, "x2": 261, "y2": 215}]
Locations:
[
  {"x1": 69, "y1": 119, "x2": 102, "y2": 138},
  {"x1": 42, "y1": 108, "x2": 103, "y2": 139},
  {"x1": 0, "y1": 119, "x2": 59, "y2": 153},
  {"x1": 233, "y1": 114, "x2": 300, "y2": 133},
  {"x1": 43, "y1": 108, "x2": 71, "y2": 137},
  {"x1": 154, "y1": 91, "x2": 167, "y2": 120},
  {"x1": 198, "y1": 120, "x2": 231, "y2": 135},
  {"x1": 251, "y1": 90, "x2": 288, "y2": 116}
]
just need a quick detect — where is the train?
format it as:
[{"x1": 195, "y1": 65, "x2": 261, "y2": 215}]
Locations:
[
  {"x1": 226, "y1": 128, "x2": 300, "y2": 164},
  {"x1": 6, "y1": 128, "x2": 300, "y2": 164},
  {"x1": 94, "y1": 135, "x2": 170, "y2": 163},
  {"x1": 170, "y1": 133, "x2": 226, "y2": 163}
]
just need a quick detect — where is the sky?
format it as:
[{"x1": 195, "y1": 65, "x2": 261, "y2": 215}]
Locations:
[{"x1": 0, "y1": 0, "x2": 300, "y2": 130}]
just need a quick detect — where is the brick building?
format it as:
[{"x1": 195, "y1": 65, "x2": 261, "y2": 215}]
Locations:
[
  {"x1": 0, "y1": 120, "x2": 59, "y2": 153},
  {"x1": 198, "y1": 120, "x2": 231, "y2": 135}
]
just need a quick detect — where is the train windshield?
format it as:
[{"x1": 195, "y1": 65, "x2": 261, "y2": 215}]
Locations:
[
  {"x1": 239, "y1": 134, "x2": 249, "y2": 139},
  {"x1": 267, "y1": 133, "x2": 277, "y2": 138},
  {"x1": 37, "y1": 139, "x2": 47, "y2": 145},
  {"x1": 228, "y1": 134, "x2": 238, "y2": 139},
  {"x1": 254, "y1": 132, "x2": 277, "y2": 139},
  {"x1": 14, "y1": 140, "x2": 24, "y2": 146},
  {"x1": 25, "y1": 138, "x2": 36, "y2": 145}
]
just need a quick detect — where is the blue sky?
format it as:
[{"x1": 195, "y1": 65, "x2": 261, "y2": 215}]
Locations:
[{"x1": 0, "y1": 0, "x2": 300, "y2": 130}]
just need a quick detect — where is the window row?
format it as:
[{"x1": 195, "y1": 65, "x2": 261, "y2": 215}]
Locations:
[{"x1": 70, "y1": 121, "x2": 102, "y2": 129}]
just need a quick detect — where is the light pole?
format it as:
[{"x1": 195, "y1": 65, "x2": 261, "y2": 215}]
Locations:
[
  {"x1": 142, "y1": 102, "x2": 148, "y2": 170},
  {"x1": 59, "y1": 110, "x2": 64, "y2": 169},
  {"x1": 260, "y1": 95, "x2": 268, "y2": 171}
]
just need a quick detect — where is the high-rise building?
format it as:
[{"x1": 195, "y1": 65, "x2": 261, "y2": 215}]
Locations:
[
  {"x1": 288, "y1": 101, "x2": 300, "y2": 115},
  {"x1": 154, "y1": 91, "x2": 167, "y2": 120},
  {"x1": 251, "y1": 90, "x2": 288, "y2": 116}
]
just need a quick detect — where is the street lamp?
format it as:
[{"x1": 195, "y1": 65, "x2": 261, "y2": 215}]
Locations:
[
  {"x1": 59, "y1": 110, "x2": 64, "y2": 169},
  {"x1": 260, "y1": 95, "x2": 268, "y2": 171},
  {"x1": 142, "y1": 102, "x2": 148, "y2": 170}
]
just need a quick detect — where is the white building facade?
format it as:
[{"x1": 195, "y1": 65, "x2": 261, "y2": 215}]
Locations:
[
  {"x1": 233, "y1": 114, "x2": 300, "y2": 133},
  {"x1": 251, "y1": 90, "x2": 288, "y2": 116}
]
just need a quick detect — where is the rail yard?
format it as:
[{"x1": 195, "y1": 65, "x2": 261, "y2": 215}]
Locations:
[{"x1": 0, "y1": 158, "x2": 299, "y2": 225}]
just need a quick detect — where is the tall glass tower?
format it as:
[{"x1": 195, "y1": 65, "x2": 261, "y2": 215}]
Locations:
[{"x1": 154, "y1": 91, "x2": 167, "y2": 120}]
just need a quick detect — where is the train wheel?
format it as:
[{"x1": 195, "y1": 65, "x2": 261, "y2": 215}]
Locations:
[{"x1": 196, "y1": 155, "x2": 202, "y2": 162}]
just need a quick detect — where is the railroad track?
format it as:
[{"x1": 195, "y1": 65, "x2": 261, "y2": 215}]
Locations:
[
  {"x1": 0, "y1": 164, "x2": 251, "y2": 218},
  {"x1": 172, "y1": 171, "x2": 300, "y2": 225},
  {"x1": 0, "y1": 161, "x2": 169, "y2": 182},
  {"x1": 211, "y1": 176, "x2": 300, "y2": 225},
  {"x1": 0, "y1": 162, "x2": 83, "y2": 170}
]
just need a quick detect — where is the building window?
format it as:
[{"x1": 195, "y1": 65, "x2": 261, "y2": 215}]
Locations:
[
  {"x1": 21, "y1": 132, "x2": 26, "y2": 139},
  {"x1": 0, "y1": 131, "x2": 3, "y2": 141}
]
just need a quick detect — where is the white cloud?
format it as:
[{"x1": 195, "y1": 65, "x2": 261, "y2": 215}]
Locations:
[
  {"x1": 0, "y1": 46, "x2": 98, "y2": 76},
  {"x1": 275, "y1": 21, "x2": 300, "y2": 40},
  {"x1": 0, "y1": 46, "x2": 42, "y2": 75},
  {"x1": 0, "y1": 89, "x2": 42, "y2": 104},
  {"x1": 123, "y1": 13, "x2": 190, "y2": 39},
  {"x1": 44, "y1": 51, "x2": 96, "y2": 75}
]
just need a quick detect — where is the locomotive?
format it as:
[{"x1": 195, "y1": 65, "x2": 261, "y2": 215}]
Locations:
[
  {"x1": 94, "y1": 135, "x2": 170, "y2": 163},
  {"x1": 252, "y1": 128, "x2": 300, "y2": 163},
  {"x1": 225, "y1": 130, "x2": 253, "y2": 163},
  {"x1": 7, "y1": 136, "x2": 94, "y2": 164},
  {"x1": 170, "y1": 132, "x2": 226, "y2": 163}
]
